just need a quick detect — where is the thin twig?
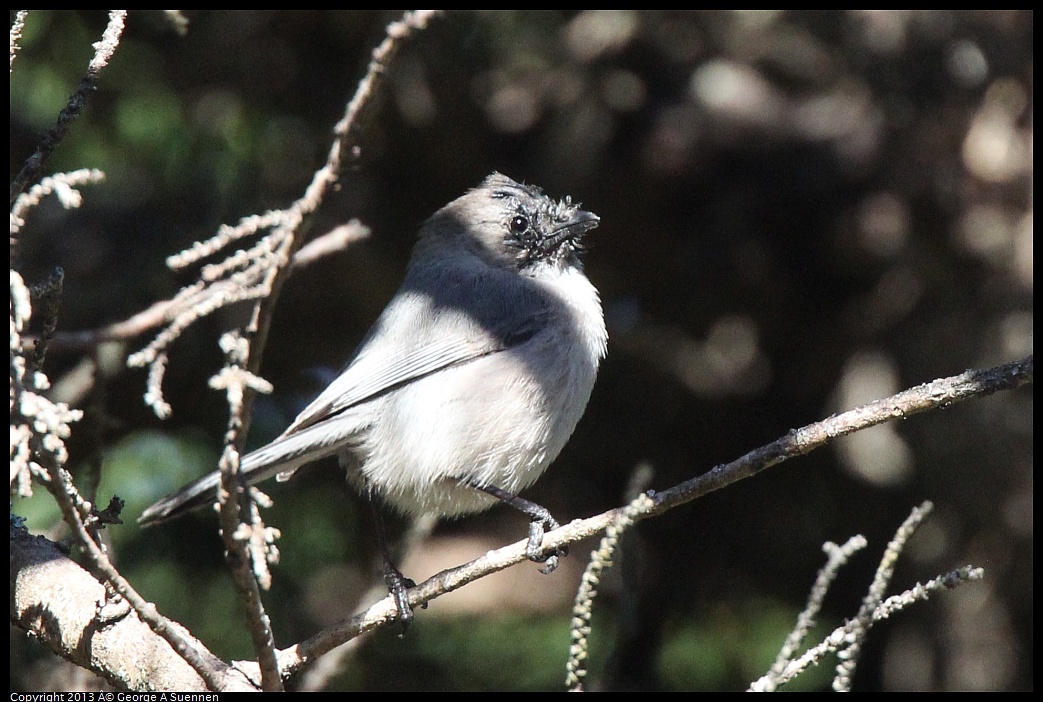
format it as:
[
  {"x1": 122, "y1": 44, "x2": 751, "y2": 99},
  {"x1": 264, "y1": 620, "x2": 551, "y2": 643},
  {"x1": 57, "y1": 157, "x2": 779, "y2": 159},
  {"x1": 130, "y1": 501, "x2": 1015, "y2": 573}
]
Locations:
[
  {"x1": 208, "y1": 332, "x2": 283, "y2": 691},
  {"x1": 32, "y1": 221, "x2": 370, "y2": 355},
  {"x1": 565, "y1": 491, "x2": 656, "y2": 691},
  {"x1": 9, "y1": 11, "x2": 126, "y2": 205},
  {"x1": 767, "y1": 535, "x2": 869, "y2": 680},
  {"x1": 10, "y1": 10, "x2": 29, "y2": 72},
  {"x1": 832, "y1": 501, "x2": 935, "y2": 691},
  {"x1": 37, "y1": 458, "x2": 235, "y2": 691},
  {"x1": 748, "y1": 500, "x2": 983, "y2": 691}
]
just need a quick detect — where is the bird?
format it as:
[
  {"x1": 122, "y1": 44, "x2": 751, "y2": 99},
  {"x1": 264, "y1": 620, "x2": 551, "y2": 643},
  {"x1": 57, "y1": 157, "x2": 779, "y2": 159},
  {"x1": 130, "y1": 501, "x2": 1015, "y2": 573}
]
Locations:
[{"x1": 139, "y1": 172, "x2": 607, "y2": 623}]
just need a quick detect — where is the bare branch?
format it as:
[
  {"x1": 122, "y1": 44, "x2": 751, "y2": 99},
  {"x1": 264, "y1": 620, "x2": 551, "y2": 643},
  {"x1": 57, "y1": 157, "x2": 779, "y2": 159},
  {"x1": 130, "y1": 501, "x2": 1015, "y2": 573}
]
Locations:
[
  {"x1": 10, "y1": 10, "x2": 29, "y2": 72},
  {"x1": 748, "y1": 500, "x2": 985, "y2": 691},
  {"x1": 9, "y1": 11, "x2": 125, "y2": 205},
  {"x1": 209, "y1": 332, "x2": 283, "y2": 691},
  {"x1": 34, "y1": 221, "x2": 371, "y2": 355},
  {"x1": 832, "y1": 501, "x2": 936, "y2": 690},
  {"x1": 565, "y1": 491, "x2": 656, "y2": 691},
  {"x1": 264, "y1": 355, "x2": 1030, "y2": 676},
  {"x1": 292, "y1": 220, "x2": 371, "y2": 269},
  {"x1": 11, "y1": 168, "x2": 106, "y2": 246},
  {"x1": 11, "y1": 275, "x2": 234, "y2": 689},
  {"x1": 11, "y1": 522, "x2": 257, "y2": 692},
  {"x1": 766, "y1": 535, "x2": 869, "y2": 680},
  {"x1": 648, "y1": 355, "x2": 1033, "y2": 516}
]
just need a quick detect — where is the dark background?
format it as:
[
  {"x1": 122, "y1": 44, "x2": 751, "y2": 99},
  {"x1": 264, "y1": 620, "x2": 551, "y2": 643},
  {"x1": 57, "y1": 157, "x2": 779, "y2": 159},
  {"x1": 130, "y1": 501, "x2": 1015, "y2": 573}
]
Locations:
[{"x1": 10, "y1": 10, "x2": 1032, "y2": 691}]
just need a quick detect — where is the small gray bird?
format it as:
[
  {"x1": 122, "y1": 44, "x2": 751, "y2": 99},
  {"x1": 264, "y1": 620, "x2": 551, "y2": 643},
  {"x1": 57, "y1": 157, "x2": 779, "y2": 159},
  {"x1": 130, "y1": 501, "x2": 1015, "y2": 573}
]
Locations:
[{"x1": 139, "y1": 173, "x2": 607, "y2": 622}]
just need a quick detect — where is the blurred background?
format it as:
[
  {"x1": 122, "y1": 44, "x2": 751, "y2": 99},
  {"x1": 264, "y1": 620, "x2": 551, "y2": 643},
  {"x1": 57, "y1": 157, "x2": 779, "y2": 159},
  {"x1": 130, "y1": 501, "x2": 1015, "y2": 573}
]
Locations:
[{"x1": 10, "y1": 10, "x2": 1032, "y2": 691}]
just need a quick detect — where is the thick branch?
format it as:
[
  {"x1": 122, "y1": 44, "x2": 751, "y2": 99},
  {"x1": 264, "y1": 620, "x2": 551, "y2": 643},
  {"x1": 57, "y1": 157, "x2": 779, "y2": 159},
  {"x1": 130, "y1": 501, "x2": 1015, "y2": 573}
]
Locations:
[{"x1": 10, "y1": 524, "x2": 256, "y2": 692}]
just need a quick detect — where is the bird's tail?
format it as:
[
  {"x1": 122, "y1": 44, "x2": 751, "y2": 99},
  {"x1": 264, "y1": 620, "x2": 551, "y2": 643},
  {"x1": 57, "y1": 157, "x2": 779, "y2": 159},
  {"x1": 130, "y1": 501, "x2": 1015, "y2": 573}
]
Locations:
[{"x1": 138, "y1": 418, "x2": 361, "y2": 527}]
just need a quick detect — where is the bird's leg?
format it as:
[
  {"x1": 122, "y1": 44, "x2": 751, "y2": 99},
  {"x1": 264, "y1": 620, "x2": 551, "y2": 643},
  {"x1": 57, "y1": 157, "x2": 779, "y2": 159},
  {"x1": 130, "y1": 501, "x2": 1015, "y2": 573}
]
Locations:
[
  {"x1": 368, "y1": 493, "x2": 415, "y2": 633},
  {"x1": 463, "y1": 480, "x2": 568, "y2": 574}
]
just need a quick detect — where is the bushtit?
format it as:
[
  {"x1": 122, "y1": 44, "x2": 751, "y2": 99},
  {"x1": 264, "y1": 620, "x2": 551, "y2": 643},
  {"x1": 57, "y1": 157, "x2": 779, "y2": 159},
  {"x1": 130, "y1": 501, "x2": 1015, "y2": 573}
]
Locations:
[{"x1": 140, "y1": 173, "x2": 607, "y2": 622}]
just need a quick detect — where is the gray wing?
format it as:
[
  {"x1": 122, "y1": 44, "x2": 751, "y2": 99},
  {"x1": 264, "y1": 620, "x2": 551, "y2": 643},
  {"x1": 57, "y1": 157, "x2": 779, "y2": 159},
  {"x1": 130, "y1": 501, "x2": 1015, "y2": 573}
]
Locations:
[{"x1": 283, "y1": 262, "x2": 550, "y2": 435}]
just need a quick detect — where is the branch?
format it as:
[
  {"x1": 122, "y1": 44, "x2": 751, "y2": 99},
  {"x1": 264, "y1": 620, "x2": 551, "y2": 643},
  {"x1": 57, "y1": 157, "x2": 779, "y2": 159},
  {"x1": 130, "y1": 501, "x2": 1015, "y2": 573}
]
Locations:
[
  {"x1": 565, "y1": 490, "x2": 656, "y2": 691},
  {"x1": 9, "y1": 11, "x2": 126, "y2": 206},
  {"x1": 264, "y1": 355, "x2": 1031, "y2": 677},
  {"x1": 12, "y1": 268, "x2": 234, "y2": 689},
  {"x1": 10, "y1": 10, "x2": 29, "y2": 72},
  {"x1": 209, "y1": 11, "x2": 442, "y2": 686},
  {"x1": 36, "y1": 220, "x2": 371, "y2": 355},
  {"x1": 11, "y1": 521, "x2": 257, "y2": 692},
  {"x1": 648, "y1": 355, "x2": 1033, "y2": 515},
  {"x1": 210, "y1": 332, "x2": 283, "y2": 692},
  {"x1": 749, "y1": 502, "x2": 986, "y2": 691}
]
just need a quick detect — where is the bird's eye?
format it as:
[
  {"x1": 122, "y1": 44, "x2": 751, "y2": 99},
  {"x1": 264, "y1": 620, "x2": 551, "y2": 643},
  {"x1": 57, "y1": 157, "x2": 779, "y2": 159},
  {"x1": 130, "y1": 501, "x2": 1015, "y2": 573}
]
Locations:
[{"x1": 509, "y1": 215, "x2": 529, "y2": 234}]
